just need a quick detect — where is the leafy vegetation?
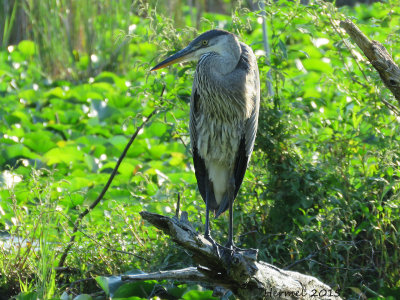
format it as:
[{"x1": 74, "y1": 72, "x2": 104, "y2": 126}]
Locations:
[{"x1": 0, "y1": 0, "x2": 400, "y2": 299}]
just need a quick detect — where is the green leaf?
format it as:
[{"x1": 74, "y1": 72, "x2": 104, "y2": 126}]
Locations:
[
  {"x1": 145, "y1": 121, "x2": 168, "y2": 138},
  {"x1": 15, "y1": 292, "x2": 38, "y2": 300},
  {"x1": 109, "y1": 135, "x2": 129, "y2": 151},
  {"x1": 146, "y1": 182, "x2": 158, "y2": 196},
  {"x1": 44, "y1": 145, "x2": 84, "y2": 165},
  {"x1": 18, "y1": 88, "x2": 37, "y2": 103},
  {"x1": 64, "y1": 176, "x2": 93, "y2": 191},
  {"x1": 89, "y1": 99, "x2": 117, "y2": 121},
  {"x1": 17, "y1": 40, "x2": 36, "y2": 57},
  {"x1": 44, "y1": 87, "x2": 67, "y2": 99},
  {"x1": 113, "y1": 280, "x2": 157, "y2": 298},
  {"x1": 3, "y1": 143, "x2": 40, "y2": 160},
  {"x1": 278, "y1": 39, "x2": 288, "y2": 60},
  {"x1": 95, "y1": 276, "x2": 110, "y2": 296},
  {"x1": 24, "y1": 131, "x2": 57, "y2": 153},
  {"x1": 182, "y1": 289, "x2": 217, "y2": 300},
  {"x1": 302, "y1": 58, "x2": 333, "y2": 73},
  {"x1": 118, "y1": 160, "x2": 140, "y2": 177},
  {"x1": 148, "y1": 144, "x2": 168, "y2": 159}
]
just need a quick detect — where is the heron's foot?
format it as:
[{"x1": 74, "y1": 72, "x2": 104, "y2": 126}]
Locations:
[
  {"x1": 220, "y1": 242, "x2": 258, "y2": 261},
  {"x1": 204, "y1": 233, "x2": 221, "y2": 258},
  {"x1": 219, "y1": 242, "x2": 236, "y2": 260}
]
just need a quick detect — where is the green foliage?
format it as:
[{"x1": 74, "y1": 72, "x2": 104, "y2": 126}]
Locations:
[
  {"x1": 95, "y1": 275, "x2": 218, "y2": 300},
  {"x1": 242, "y1": 1, "x2": 400, "y2": 299},
  {"x1": 1, "y1": 0, "x2": 400, "y2": 299}
]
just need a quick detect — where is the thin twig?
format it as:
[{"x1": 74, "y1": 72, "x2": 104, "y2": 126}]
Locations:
[
  {"x1": 381, "y1": 98, "x2": 400, "y2": 116},
  {"x1": 58, "y1": 85, "x2": 166, "y2": 268}
]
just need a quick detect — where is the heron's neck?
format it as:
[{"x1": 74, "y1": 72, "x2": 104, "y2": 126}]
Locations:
[{"x1": 210, "y1": 39, "x2": 241, "y2": 75}]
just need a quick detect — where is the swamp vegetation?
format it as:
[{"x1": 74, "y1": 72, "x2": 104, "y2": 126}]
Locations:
[{"x1": 0, "y1": 0, "x2": 400, "y2": 299}]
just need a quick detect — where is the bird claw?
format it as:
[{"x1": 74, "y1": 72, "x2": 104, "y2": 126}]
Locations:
[
  {"x1": 204, "y1": 235, "x2": 258, "y2": 261},
  {"x1": 218, "y1": 243, "x2": 236, "y2": 260},
  {"x1": 204, "y1": 234, "x2": 222, "y2": 258},
  {"x1": 219, "y1": 243, "x2": 258, "y2": 261}
]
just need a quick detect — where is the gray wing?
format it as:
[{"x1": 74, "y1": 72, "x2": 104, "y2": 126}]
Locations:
[
  {"x1": 190, "y1": 87, "x2": 217, "y2": 209},
  {"x1": 233, "y1": 92, "x2": 259, "y2": 199},
  {"x1": 233, "y1": 45, "x2": 260, "y2": 199},
  {"x1": 244, "y1": 76, "x2": 260, "y2": 155}
]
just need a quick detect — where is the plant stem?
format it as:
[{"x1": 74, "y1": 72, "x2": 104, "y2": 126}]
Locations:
[{"x1": 57, "y1": 85, "x2": 165, "y2": 268}]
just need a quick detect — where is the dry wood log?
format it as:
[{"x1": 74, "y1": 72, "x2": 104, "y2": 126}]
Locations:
[
  {"x1": 122, "y1": 211, "x2": 342, "y2": 300},
  {"x1": 340, "y1": 18, "x2": 400, "y2": 105}
]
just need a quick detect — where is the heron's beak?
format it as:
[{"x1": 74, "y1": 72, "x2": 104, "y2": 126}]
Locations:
[{"x1": 150, "y1": 46, "x2": 196, "y2": 71}]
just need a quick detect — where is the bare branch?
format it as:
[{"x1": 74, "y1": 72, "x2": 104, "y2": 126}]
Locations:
[
  {"x1": 136, "y1": 211, "x2": 343, "y2": 300},
  {"x1": 340, "y1": 19, "x2": 400, "y2": 106},
  {"x1": 122, "y1": 267, "x2": 229, "y2": 285}
]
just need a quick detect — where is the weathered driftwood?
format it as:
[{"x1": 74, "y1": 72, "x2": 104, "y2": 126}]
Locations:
[
  {"x1": 340, "y1": 18, "x2": 400, "y2": 105},
  {"x1": 122, "y1": 211, "x2": 342, "y2": 300}
]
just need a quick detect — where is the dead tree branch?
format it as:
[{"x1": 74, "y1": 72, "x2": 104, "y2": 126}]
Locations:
[
  {"x1": 340, "y1": 19, "x2": 400, "y2": 106},
  {"x1": 123, "y1": 211, "x2": 343, "y2": 300}
]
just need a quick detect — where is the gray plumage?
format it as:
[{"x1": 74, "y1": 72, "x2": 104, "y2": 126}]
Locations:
[{"x1": 151, "y1": 29, "x2": 260, "y2": 252}]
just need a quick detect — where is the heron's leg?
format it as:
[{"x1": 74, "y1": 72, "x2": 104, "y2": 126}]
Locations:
[
  {"x1": 204, "y1": 189, "x2": 212, "y2": 240},
  {"x1": 221, "y1": 198, "x2": 249, "y2": 259},
  {"x1": 226, "y1": 197, "x2": 234, "y2": 249},
  {"x1": 223, "y1": 178, "x2": 246, "y2": 253},
  {"x1": 220, "y1": 178, "x2": 239, "y2": 257},
  {"x1": 220, "y1": 182, "x2": 258, "y2": 259},
  {"x1": 204, "y1": 182, "x2": 221, "y2": 258}
]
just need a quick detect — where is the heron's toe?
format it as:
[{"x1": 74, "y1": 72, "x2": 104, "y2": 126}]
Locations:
[
  {"x1": 219, "y1": 243, "x2": 235, "y2": 260},
  {"x1": 220, "y1": 243, "x2": 258, "y2": 261},
  {"x1": 204, "y1": 233, "x2": 222, "y2": 258}
]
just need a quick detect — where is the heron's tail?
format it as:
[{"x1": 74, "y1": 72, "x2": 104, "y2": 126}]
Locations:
[{"x1": 215, "y1": 194, "x2": 230, "y2": 218}]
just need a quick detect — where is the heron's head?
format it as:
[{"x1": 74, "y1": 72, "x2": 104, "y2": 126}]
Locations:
[{"x1": 151, "y1": 29, "x2": 239, "y2": 71}]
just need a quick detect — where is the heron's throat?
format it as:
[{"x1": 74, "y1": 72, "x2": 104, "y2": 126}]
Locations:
[{"x1": 209, "y1": 36, "x2": 241, "y2": 75}]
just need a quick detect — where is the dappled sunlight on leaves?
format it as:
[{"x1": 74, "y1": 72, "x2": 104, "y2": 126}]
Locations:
[{"x1": 1, "y1": 0, "x2": 400, "y2": 299}]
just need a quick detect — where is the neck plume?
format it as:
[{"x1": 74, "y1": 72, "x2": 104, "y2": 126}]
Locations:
[{"x1": 206, "y1": 35, "x2": 241, "y2": 75}]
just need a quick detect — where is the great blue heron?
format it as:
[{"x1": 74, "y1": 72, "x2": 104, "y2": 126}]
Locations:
[{"x1": 151, "y1": 29, "x2": 260, "y2": 256}]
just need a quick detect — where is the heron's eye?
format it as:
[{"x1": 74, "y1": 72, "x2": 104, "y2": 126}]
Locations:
[{"x1": 201, "y1": 40, "x2": 208, "y2": 46}]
